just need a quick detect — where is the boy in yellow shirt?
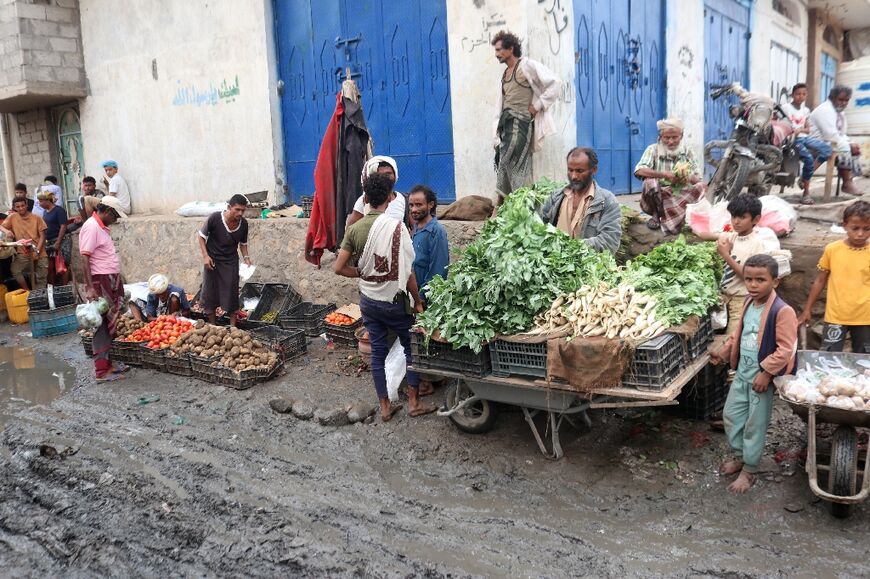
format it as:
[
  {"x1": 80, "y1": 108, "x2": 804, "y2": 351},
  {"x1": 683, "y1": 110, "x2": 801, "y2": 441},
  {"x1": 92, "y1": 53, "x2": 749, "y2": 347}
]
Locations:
[{"x1": 799, "y1": 201, "x2": 870, "y2": 352}]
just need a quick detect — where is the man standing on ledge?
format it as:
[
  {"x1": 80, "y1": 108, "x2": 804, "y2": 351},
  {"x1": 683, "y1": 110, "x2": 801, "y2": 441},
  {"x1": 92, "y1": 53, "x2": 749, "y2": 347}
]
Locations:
[
  {"x1": 491, "y1": 30, "x2": 561, "y2": 203},
  {"x1": 539, "y1": 147, "x2": 622, "y2": 254}
]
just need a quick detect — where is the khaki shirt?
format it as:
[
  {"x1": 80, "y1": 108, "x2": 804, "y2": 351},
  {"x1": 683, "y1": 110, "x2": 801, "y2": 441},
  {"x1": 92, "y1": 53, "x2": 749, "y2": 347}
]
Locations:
[{"x1": 556, "y1": 184, "x2": 596, "y2": 239}]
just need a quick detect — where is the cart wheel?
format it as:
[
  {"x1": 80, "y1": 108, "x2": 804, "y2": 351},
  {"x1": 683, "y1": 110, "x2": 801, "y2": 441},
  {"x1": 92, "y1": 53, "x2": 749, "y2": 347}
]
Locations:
[
  {"x1": 828, "y1": 425, "x2": 857, "y2": 519},
  {"x1": 444, "y1": 379, "x2": 498, "y2": 434}
]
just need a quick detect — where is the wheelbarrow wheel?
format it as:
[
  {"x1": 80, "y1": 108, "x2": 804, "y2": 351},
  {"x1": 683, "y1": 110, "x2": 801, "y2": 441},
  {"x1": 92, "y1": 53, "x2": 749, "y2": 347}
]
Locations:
[
  {"x1": 444, "y1": 379, "x2": 498, "y2": 434},
  {"x1": 828, "y1": 425, "x2": 857, "y2": 519}
]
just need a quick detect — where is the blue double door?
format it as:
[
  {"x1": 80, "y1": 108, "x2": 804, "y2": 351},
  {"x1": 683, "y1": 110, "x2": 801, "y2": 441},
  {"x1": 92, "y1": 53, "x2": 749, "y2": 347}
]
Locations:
[
  {"x1": 703, "y1": 0, "x2": 750, "y2": 143},
  {"x1": 574, "y1": 0, "x2": 665, "y2": 194},
  {"x1": 275, "y1": 0, "x2": 455, "y2": 203}
]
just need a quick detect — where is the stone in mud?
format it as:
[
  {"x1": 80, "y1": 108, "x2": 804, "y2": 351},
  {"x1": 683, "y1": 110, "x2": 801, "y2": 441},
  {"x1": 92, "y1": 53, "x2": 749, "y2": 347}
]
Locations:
[
  {"x1": 269, "y1": 398, "x2": 295, "y2": 414},
  {"x1": 347, "y1": 402, "x2": 376, "y2": 424},
  {"x1": 315, "y1": 407, "x2": 350, "y2": 427},
  {"x1": 291, "y1": 401, "x2": 315, "y2": 420}
]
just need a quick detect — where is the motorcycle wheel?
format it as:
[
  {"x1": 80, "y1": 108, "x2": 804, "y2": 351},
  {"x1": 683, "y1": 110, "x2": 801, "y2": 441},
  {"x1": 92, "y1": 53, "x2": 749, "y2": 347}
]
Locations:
[{"x1": 710, "y1": 156, "x2": 751, "y2": 203}]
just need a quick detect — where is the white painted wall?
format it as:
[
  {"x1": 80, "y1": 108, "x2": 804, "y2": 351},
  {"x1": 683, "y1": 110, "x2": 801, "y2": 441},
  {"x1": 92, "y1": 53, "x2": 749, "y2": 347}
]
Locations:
[
  {"x1": 664, "y1": 0, "x2": 706, "y2": 162},
  {"x1": 77, "y1": 0, "x2": 280, "y2": 214},
  {"x1": 445, "y1": 0, "x2": 575, "y2": 199},
  {"x1": 749, "y1": 0, "x2": 809, "y2": 100}
]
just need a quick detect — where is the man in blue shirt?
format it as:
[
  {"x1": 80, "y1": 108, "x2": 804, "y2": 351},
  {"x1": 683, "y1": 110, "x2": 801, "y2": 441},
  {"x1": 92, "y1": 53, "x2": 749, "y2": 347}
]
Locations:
[
  {"x1": 409, "y1": 185, "x2": 449, "y2": 305},
  {"x1": 143, "y1": 273, "x2": 191, "y2": 320},
  {"x1": 409, "y1": 185, "x2": 450, "y2": 397}
]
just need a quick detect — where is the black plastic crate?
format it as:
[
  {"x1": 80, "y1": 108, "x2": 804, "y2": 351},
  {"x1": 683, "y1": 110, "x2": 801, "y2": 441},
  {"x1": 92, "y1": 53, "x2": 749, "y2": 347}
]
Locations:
[
  {"x1": 325, "y1": 318, "x2": 364, "y2": 348},
  {"x1": 139, "y1": 345, "x2": 167, "y2": 372},
  {"x1": 410, "y1": 331, "x2": 491, "y2": 377},
  {"x1": 670, "y1": 363, "x2": 729, "y2": 420},
  {"x1": 109, "y1": 339, "x2": 145, "y2": 366},
  {"x1": 247, "y1": 284, "x2": 290, "y2": 324},
  {"x1": 279, "y1": 302, "x2": 336, "y2": 336},
  {"x1": 685, "y1": 314, "x2": 713, "y2": 360},
  {"x1": 489, "y1": 339, "x2": 547, "y2": 379},
  {"x1": 191, "y1": 355, "x2": 282, "y2": 390},
  {"x1": 165, "y1": 352, "x2": 193, "y2": 376},
  {"x1": 27, "y1": 285, "x2": 76, "y2": 312},
  {"x1": 249, "y1": 325, "x2": 307, "y2": 361},
  {"x1": 622, "y1": 333, "x2": 686, "y2": 391},
  {"x1": 82, "y1": 333, "x2": 93, "y2": 357},
  {"x1": 301, "y1": 195, "x2": 313, "y2": 218}
]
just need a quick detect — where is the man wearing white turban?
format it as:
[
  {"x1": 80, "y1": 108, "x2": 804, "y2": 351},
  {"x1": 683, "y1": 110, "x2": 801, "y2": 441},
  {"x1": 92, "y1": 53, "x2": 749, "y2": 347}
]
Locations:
[
  {"x1": 137, "y1": 273, "x2": 191, "y2": 321},
  {"x1": 346, "y1": 155, "x2": 408, "y2": 228},
  {"x1": 634, "y1": 118, "x2": 706, "y2": 233}
]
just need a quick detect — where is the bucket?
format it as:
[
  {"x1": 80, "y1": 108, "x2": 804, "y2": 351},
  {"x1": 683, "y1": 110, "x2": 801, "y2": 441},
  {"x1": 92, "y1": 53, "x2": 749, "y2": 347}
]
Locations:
[{"x1": 5, "y1": 289, "x2": 30, "y2": 324}]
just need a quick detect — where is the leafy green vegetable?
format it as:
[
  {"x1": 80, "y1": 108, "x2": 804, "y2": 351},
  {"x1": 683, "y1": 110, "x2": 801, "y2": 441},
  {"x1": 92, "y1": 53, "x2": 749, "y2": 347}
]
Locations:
[
  {"x1": 418, "y1": 179, "x2": 617, "y2": 352},
  {"x1": 619, "y1": 236, "x2": 722, "y2": 326}
]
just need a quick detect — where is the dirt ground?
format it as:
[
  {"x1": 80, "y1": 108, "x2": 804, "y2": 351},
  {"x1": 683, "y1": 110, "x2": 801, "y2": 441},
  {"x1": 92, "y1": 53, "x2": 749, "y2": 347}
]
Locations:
[{"x1": 2, "y1": 325, "x2": 870, "y2": 578}]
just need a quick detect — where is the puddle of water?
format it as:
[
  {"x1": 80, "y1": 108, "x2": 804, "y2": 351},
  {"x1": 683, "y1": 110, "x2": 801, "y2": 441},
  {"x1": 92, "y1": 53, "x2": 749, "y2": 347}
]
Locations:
[{"x1": 0, "y1": 346, "x2": 75, "y2": 428}]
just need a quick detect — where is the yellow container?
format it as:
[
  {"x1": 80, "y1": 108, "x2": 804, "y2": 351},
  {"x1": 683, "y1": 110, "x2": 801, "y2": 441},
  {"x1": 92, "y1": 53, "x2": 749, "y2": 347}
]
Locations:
[
  {"x1": 5, "y1": 289, "x2": 30, "y2": 324},
  {"x1": 0, "y1": 283, "x2": 7, "y2": 311}
]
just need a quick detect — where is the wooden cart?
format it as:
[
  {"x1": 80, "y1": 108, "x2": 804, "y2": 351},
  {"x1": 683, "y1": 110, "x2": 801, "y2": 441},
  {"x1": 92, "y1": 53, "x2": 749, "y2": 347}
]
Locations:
[{"x1": 418, "y1": 352, "x2": 713, "y2": 460}]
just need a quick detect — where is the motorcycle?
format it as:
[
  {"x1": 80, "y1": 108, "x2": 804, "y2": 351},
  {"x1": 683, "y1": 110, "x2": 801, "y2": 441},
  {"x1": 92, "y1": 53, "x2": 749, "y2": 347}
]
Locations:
[{"x1": 704, "y1": 83, "x2": 801, "y2": 202}]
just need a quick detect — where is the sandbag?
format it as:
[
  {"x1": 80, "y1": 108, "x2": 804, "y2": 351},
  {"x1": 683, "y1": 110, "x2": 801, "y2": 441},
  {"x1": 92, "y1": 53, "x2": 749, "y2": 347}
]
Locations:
[
  {"x1": 176, "y1": 201, "x2": 227, "y2": 218},
  {"x1": 439, "y1": 195, "x2": 493, "y2": 221}
]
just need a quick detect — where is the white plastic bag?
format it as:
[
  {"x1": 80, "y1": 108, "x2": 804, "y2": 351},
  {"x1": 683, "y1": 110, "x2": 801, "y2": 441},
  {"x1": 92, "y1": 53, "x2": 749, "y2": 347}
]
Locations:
[
  {"x1": 758, "y1": 195, "x2": 797, "y2": 235},
  {"x1": 175, "y1": 201, "x2": 227, "y2": 218},
  {"x1": 687, "y1": 199, "x2": 732, "y2": 235},
  {"x1": 711, "y1": 307, "x2": 728, "y2": 331},
  {"x1": 76, "y1": 301, "x2": 103, "y2": 329},
  {"x1": 239, "y1": 263, "x2": 256, "y2": 283},
  {"x1": 384, "y1": 338, "x2": 407, "y2": 402}
]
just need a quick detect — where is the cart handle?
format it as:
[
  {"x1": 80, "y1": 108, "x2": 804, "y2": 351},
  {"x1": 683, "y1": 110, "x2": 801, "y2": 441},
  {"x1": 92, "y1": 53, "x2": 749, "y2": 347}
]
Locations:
[{"x1": 800, "y1": 325, "x2": 807, "y2": 351}]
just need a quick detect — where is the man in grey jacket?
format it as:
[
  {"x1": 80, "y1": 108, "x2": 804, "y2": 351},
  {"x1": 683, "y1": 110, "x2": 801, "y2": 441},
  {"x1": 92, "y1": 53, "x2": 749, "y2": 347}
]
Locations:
[{"x1": 539, "y1": 147, "x2": 622, "y2": 254}]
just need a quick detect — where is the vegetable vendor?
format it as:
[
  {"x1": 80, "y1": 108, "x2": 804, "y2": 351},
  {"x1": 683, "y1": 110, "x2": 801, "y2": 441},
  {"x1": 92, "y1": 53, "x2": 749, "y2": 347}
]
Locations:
[
  {"x1": 539, "y1": 147, "x2": 622, "y2": 254},
  {"x1": 197, "y1": 194, "x2": 253, "y2": 327},
  {"x1": 334, "y1": 171, "x2": 437, "y2": 422},
  {"x1": 129, "y1": 274, "x2": 192, "y2": 321},
  {"x1": 79, "y1": 196, "x2": 129, "y2": 382},
  {"x1": 634, "y1": 118, "x2": 706, "y2": 233}
]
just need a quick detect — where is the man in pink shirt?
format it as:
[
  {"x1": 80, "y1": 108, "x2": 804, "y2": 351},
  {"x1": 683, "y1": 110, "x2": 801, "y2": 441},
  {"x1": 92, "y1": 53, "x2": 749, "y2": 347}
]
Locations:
[{"x1": 79, "y1": 196, "x2": 128, "y2": 381}]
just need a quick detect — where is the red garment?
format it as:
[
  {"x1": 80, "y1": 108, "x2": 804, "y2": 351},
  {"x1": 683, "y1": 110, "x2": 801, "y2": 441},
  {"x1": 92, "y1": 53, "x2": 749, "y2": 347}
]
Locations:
[{"x1": 305, "y1": 94, "x2": 344, "y2": 266}]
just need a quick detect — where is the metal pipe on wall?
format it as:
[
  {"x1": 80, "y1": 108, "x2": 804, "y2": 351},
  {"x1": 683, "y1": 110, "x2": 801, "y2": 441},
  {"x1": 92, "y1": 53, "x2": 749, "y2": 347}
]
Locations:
[{"x1": 0, "y1": 113, "x2": 15, "y2": 205}]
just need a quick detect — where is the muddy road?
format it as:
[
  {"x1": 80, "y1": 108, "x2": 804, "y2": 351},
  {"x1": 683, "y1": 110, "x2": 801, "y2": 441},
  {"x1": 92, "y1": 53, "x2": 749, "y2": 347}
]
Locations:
[{"x1": 1, "y1": 328, "x2": 868, "y2": 577}]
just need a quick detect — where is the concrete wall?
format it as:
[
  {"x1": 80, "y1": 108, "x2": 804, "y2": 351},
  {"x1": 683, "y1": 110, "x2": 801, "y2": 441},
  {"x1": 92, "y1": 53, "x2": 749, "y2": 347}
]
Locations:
[
  {"x1": 102, "y1": 216, "x2": 482, "y2": 307},
  {"x1": 748, "y1": 0, "x2": 808, "y2": 100},
  {"x1": 8, "y1": 107, "x2": 52, "y2": 198},
  {"x1": 76, "y1": 0, "x2": 283, "y2": 214},
  {"x1": 664, "y1": 0, "x2": 705, "y2": 162},
  {"x1": 445, "y1": 0, "x2": 576, "y2": 199},
  {"x1": 0, "y1": 0, "x2": 87, "y2": 109}
]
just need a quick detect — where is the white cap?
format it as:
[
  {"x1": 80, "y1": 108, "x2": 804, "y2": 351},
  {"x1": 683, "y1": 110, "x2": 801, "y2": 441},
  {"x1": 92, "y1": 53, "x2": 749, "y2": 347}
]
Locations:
[{"x1": 99, "y1": 195, "x2": 128, "y2": 219}]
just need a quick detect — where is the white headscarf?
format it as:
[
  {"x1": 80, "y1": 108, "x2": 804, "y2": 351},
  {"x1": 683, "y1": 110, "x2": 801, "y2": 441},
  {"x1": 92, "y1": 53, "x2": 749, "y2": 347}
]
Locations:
[
  {"x1": 360, "y1": 155, "x2": 399, "y2": 187},
  {"x1": 656, "y1": 118, "x2": 684, "y2": 132},
  {"x1": 148, "y1": 273, "x2": 169, "y2": 294}
]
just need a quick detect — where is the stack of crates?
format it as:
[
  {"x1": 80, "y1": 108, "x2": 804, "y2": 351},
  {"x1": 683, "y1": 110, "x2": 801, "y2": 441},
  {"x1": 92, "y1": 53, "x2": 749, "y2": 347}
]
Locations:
[{"x1": 622, "y1": 333, "x2": 686, "y2": 392}]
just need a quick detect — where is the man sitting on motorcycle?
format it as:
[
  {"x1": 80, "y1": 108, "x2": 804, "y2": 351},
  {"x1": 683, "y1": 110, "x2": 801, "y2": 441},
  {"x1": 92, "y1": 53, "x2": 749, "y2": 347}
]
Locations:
[
  {"x1": 635, "y1": 118, "x2": 706, "y2": 233},
  {"x1": 809, "y1": 85, "x2": 862, "y2": 197},
  {"x1": 781, "y1": 83, "x2": 832, "y2": 205}
]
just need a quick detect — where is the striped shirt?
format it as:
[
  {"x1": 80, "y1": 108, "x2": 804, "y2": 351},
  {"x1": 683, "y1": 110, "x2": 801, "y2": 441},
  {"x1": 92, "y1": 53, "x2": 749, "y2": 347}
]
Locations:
[{"x1": 634, "y1": 143, "x2": 699, "y2": 195}]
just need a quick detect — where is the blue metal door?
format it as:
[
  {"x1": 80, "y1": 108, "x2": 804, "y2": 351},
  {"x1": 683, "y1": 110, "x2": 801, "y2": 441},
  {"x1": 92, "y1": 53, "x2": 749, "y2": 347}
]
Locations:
[
  {"x1": 703, "y1": 0, "x2": 750, "y2": 143},
  {"x1": 574, "y1": 0, "x2": 665, "y2": 194},
  {"x1": 274, "y1": 0, "x2": 455, "y2": 202},
  {"x1": 820, "y1": 51, "x2": 838, "y2": 104}
]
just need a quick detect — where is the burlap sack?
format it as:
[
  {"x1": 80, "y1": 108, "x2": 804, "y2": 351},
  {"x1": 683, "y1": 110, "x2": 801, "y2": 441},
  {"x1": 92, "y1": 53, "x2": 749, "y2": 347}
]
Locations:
[
  {"x1": 544, "y1": 315, "x2": 703, "y2": 392},
  {"x1": 546, "y1": 336, "x2": 634, "y2": 391},
  {"x1": 439, "y1": 195, "x2": 493, "y2": 221}
]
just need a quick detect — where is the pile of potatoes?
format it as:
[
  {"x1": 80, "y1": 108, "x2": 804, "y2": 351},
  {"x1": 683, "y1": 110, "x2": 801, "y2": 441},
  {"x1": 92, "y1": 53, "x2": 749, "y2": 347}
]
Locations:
[
  {"x1": 116, "y1": 315, "x2": 146, "y2": 339},
  {"x1": 169, "y1": 323, "x2": 278, "y2": 373}
]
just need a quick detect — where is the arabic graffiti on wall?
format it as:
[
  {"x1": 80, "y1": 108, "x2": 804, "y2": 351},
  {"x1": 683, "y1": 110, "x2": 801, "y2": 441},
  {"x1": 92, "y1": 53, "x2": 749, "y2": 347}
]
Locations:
[{"x1": 172, "y1": 76, "x2": 241, "y2": 107}]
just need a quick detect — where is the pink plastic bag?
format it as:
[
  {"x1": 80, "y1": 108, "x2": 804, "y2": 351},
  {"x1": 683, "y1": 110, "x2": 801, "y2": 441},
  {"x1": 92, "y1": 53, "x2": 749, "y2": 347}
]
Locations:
[
  {"x1": 757, "y1": 195, "x2": 797, "y2": 236},
  {"x1": 687, "y1": 199, "x2": 732, "y2": 235}
]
